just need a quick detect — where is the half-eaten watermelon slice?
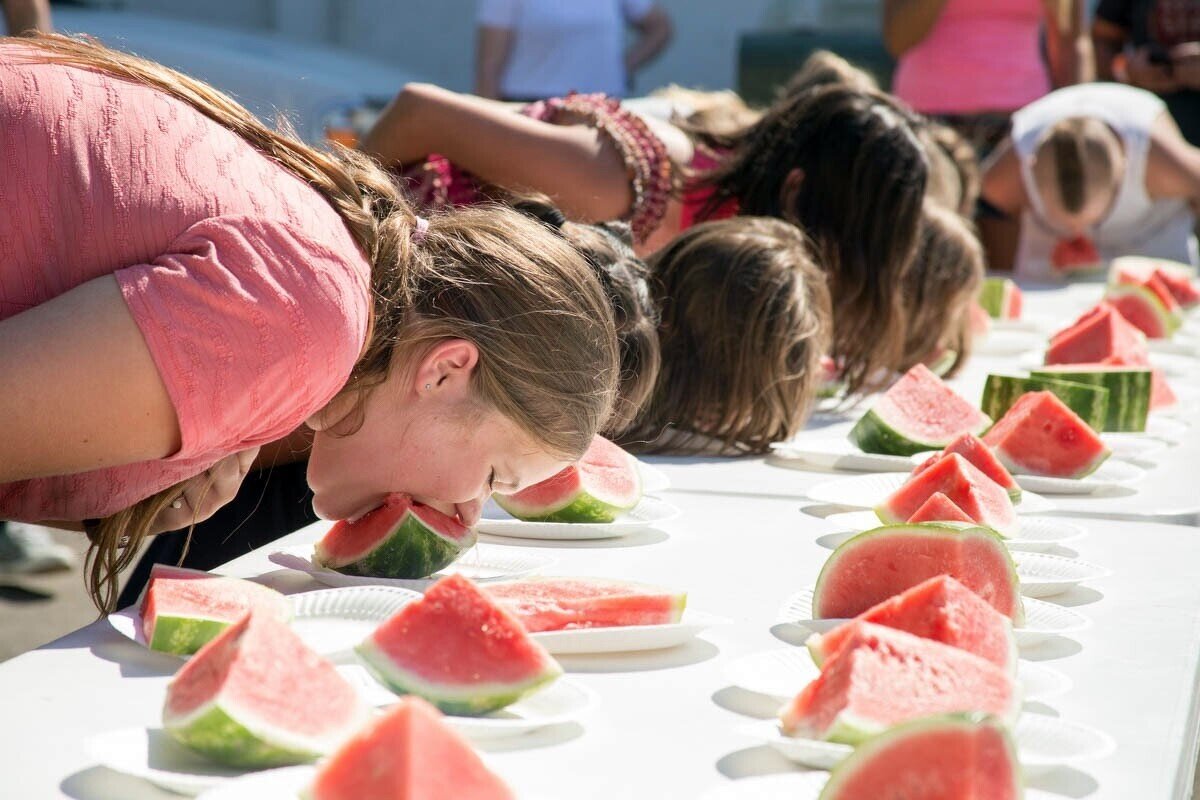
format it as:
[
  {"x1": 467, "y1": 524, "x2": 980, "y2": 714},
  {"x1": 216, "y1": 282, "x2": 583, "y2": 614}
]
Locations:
[
  {"x1": 1045, "y1": 302, "x2": 1149, "y2": 366},
  {"x1": 494, "y1": 436, "x2": 642, "y2": 523},
  {"x1": 983, "y1": 391, "x2": 1111, "y2": 478},
  {"x1": 849, "y1": 365, "x2": 991, "y2": 457},
  {"x1": 1111, "y1": 255, "x2": 1200, "y2": 309},
  {"x1": 485, "y1": 577, "x2": 686, "y2": 632},
  {"x1": 1051, "y1": 235, "x2": 1102, "y2": 275},
  {"x1": 306, "y1": 697, "x2": 515, "y2": 800},
  {"x1": 163, "y1": 612, "x2": 370, "y2": 768},
  {"x1": 914, "y1": 433, "x2": 1022, "y2": 504},
  {"x1": 315, "y1": 494, "x2": 476, "y2": 579},
  {"x1": 977, "y1": 277, "x2": 1022, "y2": 320},
  {"x1": 1104, "y1": 281, "x2": 1182, "y2": 339},
  {"x1": 356, "y1": 574, "x2": 562, "y2": 716},
  {"x1": 877, "y1": 453, "x2": 1018, "y2": 535}
]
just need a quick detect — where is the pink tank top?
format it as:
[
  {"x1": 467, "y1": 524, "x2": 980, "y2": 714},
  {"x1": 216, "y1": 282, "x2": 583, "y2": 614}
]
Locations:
[
  {"x1": 0, "y1": 45, "x2": 371, "y2": 522},
  {"x1": 892, "y1": 0, "x2": 1050, "y2": 115},
  {"x1": 680, "y1": 146, "x2": 739, "y2": 230}
]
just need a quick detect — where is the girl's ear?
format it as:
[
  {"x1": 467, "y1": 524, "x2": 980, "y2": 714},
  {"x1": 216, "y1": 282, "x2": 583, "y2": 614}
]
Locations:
[
  {"x1": 781, "y1": 168, "x2": 806, "y2": 218},
  {"x1": 412, "y1": 339, "x2": 481, "y2": 400}
]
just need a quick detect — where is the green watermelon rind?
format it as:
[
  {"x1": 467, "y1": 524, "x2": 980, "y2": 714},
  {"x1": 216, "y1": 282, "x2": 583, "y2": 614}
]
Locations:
[
  {"x1": 817, "y1": 713, "x2": 1020, "y2": 798},
  {"x1": 315, "y1": 508, "x2": 477, "y2": 579},
  {"x1": 812, "y1": 523, "x2": 1025, "y2": 626},
  {"x1": 354, "y1": 638, "x2": 562, "y2": 717},
  {"x1": 991, "y1": 437, "x2": 1112, "y2": 480},
  {"x1": 1105, "y1": 282, "x2": 1183, "y2": 337},
  {"x1": 849, "y1": 408, "x2": 992, "y2": 458},
  {"x1": 978, "y1": 278, "x2": 1016, "y2": 319},
  {"x1": 149, "y1": 616, "x2": 238, "y2": 657},
  {"x1": 493, "y1": 490, "x2": 632, "y2": 523},
  {"x1": 1029, "y1": 367, "x2": 1151, "y2": 433},
  {"x1": 980, "y1": 373, "x2": 1109, "y2": 434},
  {"x1": 164, "y1": 702, "x2": 325, "y2": 768}
]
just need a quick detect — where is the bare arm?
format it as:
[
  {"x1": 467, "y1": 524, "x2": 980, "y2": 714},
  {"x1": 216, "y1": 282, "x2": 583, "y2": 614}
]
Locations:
[
  {"x1": 0, "y1": 275, "x2": 181, "y2": 483},
  {"x1": 2, "y1": 0, "x2": 51, "y2": 35},
  {"x1": 360, "y1": 83, "x2": 634, "y2": 222},
  {"x1": 881, "y1": 0, "x2": 950, "y2": 58},
  {"x1": 625, "y1": 7, "x2": 672, "y2": 76},
  {"x1": 474, "y1": 25, "x2": 513, "y2": 100},
  {"x1": 978, "y1": 140, "x2": 1027, "y2": 272},
  {"x1": 1146, "y1": 113, "x2": 1200, "y2": 212},
  {"x1": 1091, "y1": 16, "x2": 1128, "y2": 81},
  {"x1": 1043, "y1": 0, "x2": 1094, "y2": 87}
]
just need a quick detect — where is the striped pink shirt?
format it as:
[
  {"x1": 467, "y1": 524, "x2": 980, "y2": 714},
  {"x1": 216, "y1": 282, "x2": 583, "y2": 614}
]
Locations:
[{"x1": 0, "y1": 45, "x2": 371, "y2": 522}]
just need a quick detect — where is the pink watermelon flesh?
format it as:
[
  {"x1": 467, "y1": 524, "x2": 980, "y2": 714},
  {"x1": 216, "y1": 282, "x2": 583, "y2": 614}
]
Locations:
[
  {"x1": 1156, "y1": 270, "x2": 1200, "y2": 308},
  {"x1": 983, "y1": 391, "x2": 1111, "y2": 478},
  {"x1": 780, "y1": 622, "x2": 1016, "y2": 742},
  {"x1": 164, "y1": 612, "x2": 368, "y2": 754},
  {"x1": 315, "y1": 494, "x2": 470, "y2": 565},
  {"x1": 1006, "y1": 284, "x2": 1023, "y2": 319},
  {"x1": 484, "y1": 577, "x2": 685, "y2": 633},
  {"x1": 878, "y1": 454, "x2": 1018, "y2": 534},
  {"x1": 139, "y1": 564, "x2": 290, "y2": 650},
  {"x1": 1151, "y1": 368, "x2": 1178, "y2": 410},
  {"x1": 495, "y1": 435, "x2": 640, "y2": 519},
  {"x1": 906, "y1": 492, "x2": 974, "y2": 524},
  {"x1": 307, "y1": 697, "x2": 515, "y2": 800},
  {"x1": 819, "y1": 714, "x2": 1021, "y2": 800},
  {"x1": 808, "y1": 576, "x2": 1016, "y2": 672},
  {"x1": 813, "y1": 523, "x2": 1023, "y2": 623},
  {"x1": 916, "y1": 434, "x2": 1021, "y2": 502},
  {"x1": 871, "y1": 365, "x2": 991, "y2": 446},
  {"x1": 969, "y1": 301, "x2": 992, "y2": 338},
  {"x1": 1106, "y1": 284, "x2": 1175, "y2": 339},
  {"x1": 1046, "y1": 302, "x2": 1149, "y2": 365},
  {"x1": 1051, "y1": 235, "x2": 1101, "y2": 272}
]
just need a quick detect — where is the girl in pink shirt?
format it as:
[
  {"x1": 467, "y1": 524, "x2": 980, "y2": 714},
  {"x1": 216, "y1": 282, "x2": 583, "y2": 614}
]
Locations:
[{"x1": 0, "y1": 36, "x2": 621, "y2": 610}]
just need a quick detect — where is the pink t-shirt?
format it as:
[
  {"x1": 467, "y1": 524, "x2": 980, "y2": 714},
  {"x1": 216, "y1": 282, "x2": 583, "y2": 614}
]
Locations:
[
  {"x1": 892, "y1": 0, "x2": 1050, "y2": 115},
  {"x1": 0, "y1": 45, "x2": 372, "y2": 522}
]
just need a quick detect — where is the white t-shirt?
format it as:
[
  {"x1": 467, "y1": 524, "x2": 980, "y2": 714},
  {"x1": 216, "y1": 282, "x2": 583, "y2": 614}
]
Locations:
[{"x1": 478, "y1": 0, "x2": 654, "y2": 99}]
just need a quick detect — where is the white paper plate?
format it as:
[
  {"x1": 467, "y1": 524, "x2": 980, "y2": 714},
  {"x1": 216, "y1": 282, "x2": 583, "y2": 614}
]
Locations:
[
  {"x1": 1011, "y1": 552, "x2": 1112, "y2": 598},
  {"x1": 106, "y1": 585, "x2": 422, "y2": 661},
  {"x1": 639, "y1": 461, "x2": 671, "y2": 494},
  {"x1": 1103, "y1": 432, "x2": 1174, "y2": 458},
  {"x1": 530, "y1": 609, "x2": 730, "y2": 654},
  {"x1": 725, "y1": 648, "x2": 1071, "y2": 704},
  {"x1": 475, "y1": 495, "x2": 680, "y2": 540},
  {"x1": 339, "y1": 664, "x2": 597, "y2": 740},
  {"x1": 1145, "y1": 415, "x2": 1191, "y2": 438},
  {"x1": 907, "y1": 452, "x2": 1144, "y2": 495},
  {"x1": 819, "y1": 511, "x2": 1086, "y2": 553},
  {"x1": 84, "y1": 727, "x2": 258, "y2": 796},
  {"x1": 269, "y1": 544, "x2": 555, "y2": 590},
  {"x1": 769, "y1": 438, "x2": 913, "y2": 474},
  {"x1": 805, "y1": 473, "x2": 1056, "y2": 516},
  {"x1": 777, "y1": 589, "x2": 1092, "y2": 649},
  {"x1": 700, "y1": 774, "x2": 1061, "y2": 800},
  {"x1": 976, "y1": 328, "x2": 1042, "y2": 356},
  {"x1": 194, "y1": 765, "x2": 552, "y2": 800},
  {"x1": 1018, "y1": 348, "x2": 1195, "y2": 378},
  {"x1": 742, "y1": 713, "x2": 1114, "y2": 772}
]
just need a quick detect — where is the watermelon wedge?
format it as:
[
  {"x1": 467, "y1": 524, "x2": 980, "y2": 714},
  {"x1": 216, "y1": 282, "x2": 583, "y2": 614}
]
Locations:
[
  {"x1": 494, "y1": 436, "x2": 642, "y2": 523},
  {"x1": 968, "y1": 302, "x2": 992, "y2": 339},
  {"x1": 1151, "y1": 368, "x2": 1178, "y2": 410},
  {"x1": 163, "y1": 612, "x2": 370, "y2": 768},
  {"x1": 1111, "y1": 256, "x2": 1200, "y2": 307},
  {"x1": 849, "y1": 365, "x2": 992, "y2": 457},
  {"x1": 915, "y1": 433, "x2": 1022, "y2": 504},
  {"x1": 1105, "y1": 282, "x2": 1182, "y2": 339},
  {"x1": 876, "y1": 454, "x2": 1018, "y2": 535},
  {"x1": 356, "y1": 574, "x2": 562, "y2": 716},
  {"x1": 978, "y1": 277, "x2": 1022, "y2": 320},
  {"x1": 315, "y1": 494, "x2": 476, "y2": 579},
  {"x1": 485, "y1": 577, "x2": 686, "y2": 633},
  {"x1": 818, "y1": 713, "x2": 1021, "y2": 800},
  {"x1": 806, "y1": 576, "x2": 1018, "y2": 674},
  {"x1": 906, "y1": 492, "x2": 974, "y2": 524},
  {"x1": 1046, "y1": 302, "x2": 1149, "y2": 366},
  {"x1": 1051, "y1": 235, "x2": 1102, "y2": 275},
  {"x1": 1030, "y1": 365, "x2": 1152, "y2": 432},
  {"x1": 983, "y1": 391, "x2": 1111, "y2": 478},
  {"x1": 305, "y1": 697, "x2": 515, "y2": 800},
  {"x1": 812, "y1": 523, "x2": 1024, "y2": 623},
  {"x1": 981, "y1": 373, "x2": 1109, "y2": 434},
  {"x1": 138, "y1": 564, "x2": 291, "y2": 656},
  {"x1": 779, "y1": 622, "x2": 1018, "y2": 744}
]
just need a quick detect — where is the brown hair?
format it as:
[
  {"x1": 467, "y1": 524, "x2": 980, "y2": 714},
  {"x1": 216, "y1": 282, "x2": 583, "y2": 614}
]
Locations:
[
  {"x1": 651, "y1": 84, "x2": 762, "y2": 138},
  {"x1": 20, "y1": 35, "x2": 619, "y2": 612},
  {"x1": 689, "y1": 86, "x2": 928, "y2": 394},
  {"x1": 900, "y1": 202, "x2": 985, "y2": 378},
  {"x1": 1038, "y1": 117, "x2": 1120, "y2": 214},
  {"x1": 778, "y1": 50, "x2": 879, "y2": 100},
  {"x1": 618, "y1": 217, "x2": 831, "y2": 455}
]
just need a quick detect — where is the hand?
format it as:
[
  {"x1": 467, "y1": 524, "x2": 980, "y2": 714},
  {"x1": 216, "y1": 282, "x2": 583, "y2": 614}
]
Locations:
[
  {"x1": 149, "y1": 447, "x2": 260, "y2": 535},
  {"x1": 1171, "y1": 42, "x2": 1200, "y2": 91},
  {"x1": 1125, "y1": 45, "x2": 1179, "y2": 93}
]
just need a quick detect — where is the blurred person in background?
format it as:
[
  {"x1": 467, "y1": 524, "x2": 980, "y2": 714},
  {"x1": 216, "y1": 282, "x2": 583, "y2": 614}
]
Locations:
[
  {"x1": 2, "y1": 0, "x2": 50, "y2": 35},
  {"x1": 475, "y1": 0, "x2": 672, "y2": 101},
  {"x1": 1093, "y1": 0, "x2": 1200, "y2": 146},
  {"x1": 884, "y1": 0, "x2": 1093, "y2": 156}
]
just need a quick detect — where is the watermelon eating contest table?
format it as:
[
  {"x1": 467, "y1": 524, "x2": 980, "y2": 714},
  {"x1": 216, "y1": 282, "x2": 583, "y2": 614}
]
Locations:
[{"x1": 2, "y1": 281, "x2": 1200, "y2": 800}]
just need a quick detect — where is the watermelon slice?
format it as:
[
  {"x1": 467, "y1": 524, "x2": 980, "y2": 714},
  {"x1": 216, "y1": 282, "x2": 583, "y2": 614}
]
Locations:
[
  {"x1": 848, "y1": 365, "x2": 992, "y2": 457},
  {"x1": 494, "y1": 436, "x2": 642, "y2": 523},
  {"x1": 876, "y1": 454, "x2": 1018, "y2": 535},
  {"x1": 807, "y1": 576, "x2": 1018, "y2": 674},
  {"x1": 356, "y1": 574, "x2": 561, "y2": 716},
  {"x1": 1030, "y1": 365, "x2": 1152, "y2": 432},
  {"x1": 983, "y1": 391, "x2": 1111, "y2": 478},
  {"x1": 981, "y1": 373, "x2": 1109, "y2": 434},
  {"x1": 1105, "y1": 281, "x2": 1182, "y2": 339},
  {"x1": 1151, "y1": 368, "x2": 1178, "y2": 410},
  {"x1": 485, "y1": 577, "x2": 686, "y2": 633},
  {"x1": 779, "y1": 622, "x2": 1018, "y2": 744},
  {"x1": 1051, "y1": 235, "x2": 1102, "y2": 275},
  {"x1": 978, "y1": 277, "x2": 1022, "y2": 320},
  {"x1": 906, "y1": 492, "x2": 974, "y2": 524},
  {"x1": 163, "y1": 612, "x2": 370, "y2": 768},
  {"x1": 812, "y1": 523, "x2": 1023, "y2": 623},
  {"x1": 920, "y1": 433, "x2": 1022, "y2": 504},
  {"x1": 1045, "y1": 302, "x2": 1149, "y2": 366},
  {"x1": 1111, "y1": 255, "x2": 1200, "y2": 307},
  {"x1": 818, "y1": 713, "x2": 1021, "y2": 800},
  {"x1": 138, "y1": 564, "x2": 291, "y2": 656},
  {"x1": 305, "y1": 697, "x2": 515, "y2": 800},
  {"x1": 315, "y1": 494, "x2": 476, "y2": 579},
  {"x1": 968, "y1": 301, "x2": 992, "y2": 339}
]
